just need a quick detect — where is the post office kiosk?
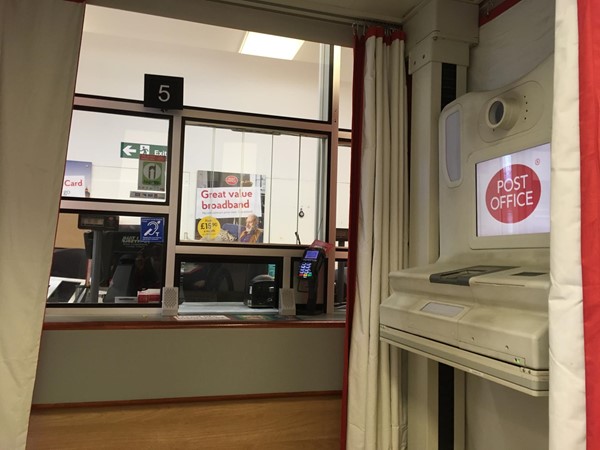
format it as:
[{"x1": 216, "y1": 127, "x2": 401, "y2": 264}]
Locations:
[{"x1": 380, "y1": 56, "x2": 553, "y2": 396}]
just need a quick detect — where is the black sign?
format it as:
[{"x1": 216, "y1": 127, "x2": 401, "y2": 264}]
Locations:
[{"x1": 144, "y1": 74, "x2": 183, "y2": 110}]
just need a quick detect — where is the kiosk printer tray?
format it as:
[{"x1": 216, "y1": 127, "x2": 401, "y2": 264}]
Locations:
[{"x1": 380, "y1": 264, "x2": 549, "y2": 396}]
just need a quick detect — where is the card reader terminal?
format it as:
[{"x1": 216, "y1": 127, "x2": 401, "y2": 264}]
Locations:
[{"x1": 298, "y1": 248, "x2": 325, "y2": 279}]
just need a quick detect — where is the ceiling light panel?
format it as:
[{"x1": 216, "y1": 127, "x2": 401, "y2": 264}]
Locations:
[{"x1": 240, "y1": 32, "x2": 304, "y2": 60}]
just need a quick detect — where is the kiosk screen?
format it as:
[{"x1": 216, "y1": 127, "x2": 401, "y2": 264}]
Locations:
[{"x1": 476, "y1": 143, "x2": 551, "y2": 238}]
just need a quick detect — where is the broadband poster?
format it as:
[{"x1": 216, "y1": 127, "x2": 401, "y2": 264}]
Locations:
[
  {"x1": 195, "y1": 171, "x2": 264, "y2": 242},
  {"x1": 476, "y1": 143, "x2": 551, "y2": 237}
]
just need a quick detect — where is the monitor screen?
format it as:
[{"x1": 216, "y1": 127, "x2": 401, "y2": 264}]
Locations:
[{"x1": 476, "y1": 143, "x2": 551, "y2": 238}]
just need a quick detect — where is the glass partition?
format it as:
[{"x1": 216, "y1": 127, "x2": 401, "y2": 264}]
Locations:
[
  {"x1": 77, "y1": 6, "x2": 332, "y2": 121},
  {"x1": 51, "y1": 4, "x2": 351, "y2": 313},
  {"x1": 180, "y1": 123, "x2": 328, "y2": 245},
  {"x1": 176, "y1": 255, "x2": 282, "y2": 311},
  {"x1": 336, "y1": 144, "x2": 351, "y2": 238},
  {"x1": 339, "y1": 47, "x2": 354, "y2": 130},
  {"x1": 64, "y1": 109, "x2": 170, "y2": 202},
  {"x1": 47, "y1": 212, "x2": 166, "y2": 305}
]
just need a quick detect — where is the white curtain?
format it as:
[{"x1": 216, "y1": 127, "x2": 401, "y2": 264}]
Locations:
[
  {"x1": 346, "y1": 29, "x2": 408, "y2": 450},
  {"x1": 0, "y1": 1, "x2": 84, "y2": 447},
  {"x1": 548, "y1": 1, "x2": 586, "y2": 449}
]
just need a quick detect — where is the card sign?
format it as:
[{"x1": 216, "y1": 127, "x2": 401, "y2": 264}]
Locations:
[
  {"x1": 144, "y1": 74, "x2": 183, "y2": 110},
  {"x1": 62, "y1": 175, "x2": 86, "y2": 197}
]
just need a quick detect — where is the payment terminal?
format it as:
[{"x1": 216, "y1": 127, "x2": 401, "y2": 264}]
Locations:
[{"x1": 298, "y1": 246, "x2": 326, "y2": 314}]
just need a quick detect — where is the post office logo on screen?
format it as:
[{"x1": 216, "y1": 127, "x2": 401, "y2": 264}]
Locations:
[
  {"x1": 476, "y1": 143, "x2": 550, "y2": 237},
  {"x1": 486, "y1": 164, "x2": 541, "y2": 222}
]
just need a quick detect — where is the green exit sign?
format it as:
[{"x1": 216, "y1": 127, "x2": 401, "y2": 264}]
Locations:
[{"x1": 120, "y1": 142, "x2": 168, "y2": 159}]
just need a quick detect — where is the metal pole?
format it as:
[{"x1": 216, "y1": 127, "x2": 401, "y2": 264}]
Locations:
[{"x1": 87, "y1": 230, "x2": 103, "y2": 303}]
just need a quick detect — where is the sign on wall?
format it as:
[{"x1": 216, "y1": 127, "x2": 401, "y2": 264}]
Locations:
[
  {"x1": 194, "y1": 171, "x2": 265, "y2": 241},
  {"x1": 63, "y1": 160, "x2": 92, "y2": 198},
  {"x1": 63, "y1": 175, "x2": 86, "y2": 197},
  {"x1": 121, "y1": 142, "x2": 168, "y2": 159},
  {"x1": 143, "y1": 74, "x2": 184, "y2": 110},
  {"x1": 138, "y1": 154, "x2": 166, "y2": 191},
  {"x1": 196, "y1": 186, "x2": 262, "y2": 219},
  {"x1": 140, "y1": 217, "x2": 165, "y2": 243}
]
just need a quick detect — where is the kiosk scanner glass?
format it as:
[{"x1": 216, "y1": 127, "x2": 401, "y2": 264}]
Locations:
[{"x1": 473, "y1": 142, "x2": 551, "y2": 248}]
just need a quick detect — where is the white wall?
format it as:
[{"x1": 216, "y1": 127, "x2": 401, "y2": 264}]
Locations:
[
  {"x1": 33, "y1": 327, "x2": 344, "y2": 404},
  {"x1": 466, "y1": 376, "x2": 549, "y2": 450},
  {"x1": 77, "y1": 17, "x2": 325, "y2": 119},
  {"x1": 469, "y1": 0, "x2": 555, "y2": 92},
  {"x1": 77, "y1": 6, "x2": 354, "y2": 123}
]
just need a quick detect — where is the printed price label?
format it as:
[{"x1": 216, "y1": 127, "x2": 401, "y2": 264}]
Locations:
[{"x1": 197, "y1": 216, "x2": 221, "y2": 239}]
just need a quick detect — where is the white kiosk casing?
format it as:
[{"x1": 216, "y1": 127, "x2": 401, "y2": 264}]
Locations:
[{"x1": 380, "y1": 56, "x2": 553, "y2": 396}]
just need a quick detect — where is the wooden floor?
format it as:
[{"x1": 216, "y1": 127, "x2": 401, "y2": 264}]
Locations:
[{"x1": 27, "y1": 394, "x2": 342, "y2": 450}]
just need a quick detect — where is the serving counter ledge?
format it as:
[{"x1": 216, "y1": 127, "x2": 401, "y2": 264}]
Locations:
[{"x1": 43, "y1": 311, "x2": 346, "y2": 330}]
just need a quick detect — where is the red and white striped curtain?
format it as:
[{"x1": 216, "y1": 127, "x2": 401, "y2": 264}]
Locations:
[
  {"x1": 550, "y1": 0, "x2": 598, "y2": 449},
  {"x1": 577, "y1": 0, "x2": 600, "y2": 445}
]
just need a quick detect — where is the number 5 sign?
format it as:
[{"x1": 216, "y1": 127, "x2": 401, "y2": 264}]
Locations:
[{"x1": 144, "y1": 74, "x2": 184, "y2": 110}]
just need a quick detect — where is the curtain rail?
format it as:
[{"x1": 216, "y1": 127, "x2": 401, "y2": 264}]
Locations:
[{"x1": 212, "y1": 0, "x2": 403, "y2": 27}]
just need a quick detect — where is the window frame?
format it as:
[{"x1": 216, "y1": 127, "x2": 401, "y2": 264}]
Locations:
[
  {"x1": 178, "y1": 118, "x2": 332, "y2": 248},
  {"x1": 50, "y1": 44, "x2": 348, "y2": 317},
  {"x1": 62, "y1": 105, "x2": 174, "y2": 206}
]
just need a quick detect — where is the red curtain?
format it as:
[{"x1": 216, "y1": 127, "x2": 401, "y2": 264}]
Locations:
[{"x1": 578, "y1": 1, "x2": 600, "y2": 448}]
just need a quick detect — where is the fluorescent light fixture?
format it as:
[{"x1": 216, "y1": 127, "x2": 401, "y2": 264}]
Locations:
[{"x1": 239, "y1": 32, "x2": 304, "y2": 60}]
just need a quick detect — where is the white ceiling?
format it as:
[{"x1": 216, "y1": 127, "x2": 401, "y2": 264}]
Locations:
[
  {"x1": 84, "y1": 6, "x2": 243, "y2": 53},
  {"x1": 84, "y1": 0, "x2": 487, "y2": 63},
  {"x1": 83, "y1": 5, "x2": 346, "y2": 63},
  {"x1": 84, "y1": 0, "x2": 432, "y2": 48},
  {"x1": 89, "y1": 0, "x2": 491, "y2": 51}
]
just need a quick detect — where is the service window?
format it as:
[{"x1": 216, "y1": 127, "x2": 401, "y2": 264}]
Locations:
[
  {"x1": 47, "y1": 212, "x2": 166, "y2": 305},
  {"x1": 50, "y1": 5, "x2": 352, "y2": 315},
  {"x1": 176, "y1": 255, "x2": 283, "y2": 311}
]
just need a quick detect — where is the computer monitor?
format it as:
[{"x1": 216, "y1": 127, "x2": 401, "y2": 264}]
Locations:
[{"x1": 471, "y1": 142, "x2": 551, "y2": 249}]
